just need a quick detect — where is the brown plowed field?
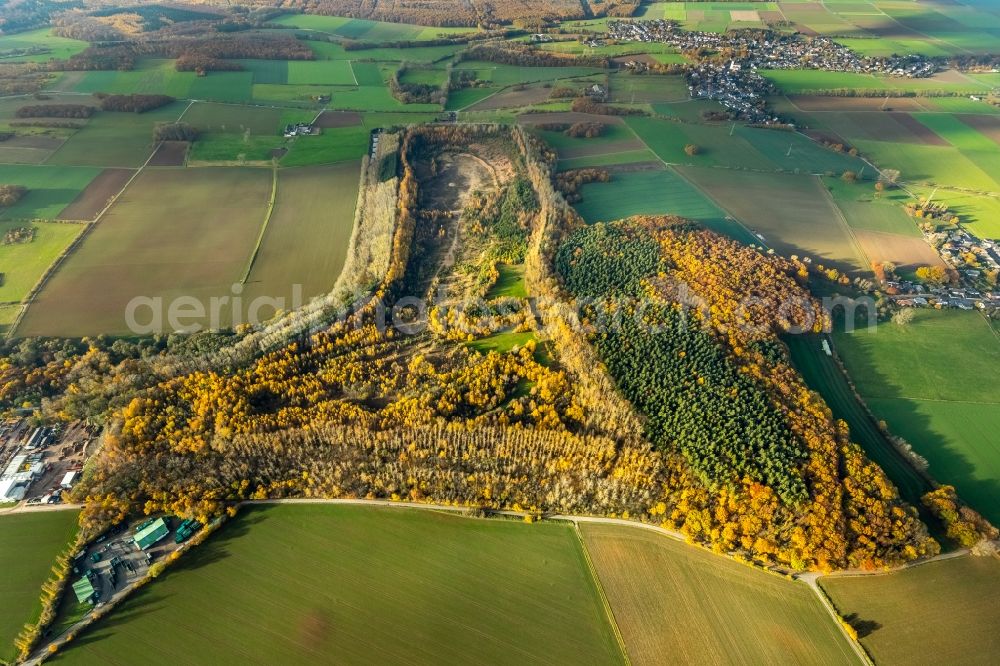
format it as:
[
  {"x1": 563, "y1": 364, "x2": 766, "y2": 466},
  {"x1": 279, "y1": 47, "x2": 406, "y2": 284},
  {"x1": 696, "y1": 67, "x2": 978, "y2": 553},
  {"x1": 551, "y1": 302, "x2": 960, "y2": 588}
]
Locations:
[
  {"x1": 853, "y1": 229, "x2": 947, "y2": 272},
  {"x1": 315, "y1": 111, "x2": 362, "y2": 128},
  {"x1": 148, "y1": 141, "x2": 189, "y2": 166},
  {"x1": 887, "y1": 113, "x2": 949, "y2": 145},
  {"x1": 56, "y1": 168, "x2": 134, "y2": 221},
  {"x1": 956, "y1": 114, "x2": 1000, "y2": 147}
]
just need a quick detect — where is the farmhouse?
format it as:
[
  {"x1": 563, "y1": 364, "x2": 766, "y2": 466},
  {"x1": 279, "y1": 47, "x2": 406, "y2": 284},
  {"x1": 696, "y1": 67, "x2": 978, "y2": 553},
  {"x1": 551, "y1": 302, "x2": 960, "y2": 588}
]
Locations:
[
  {"x1": 133, "y1": 517, "x2": 169, "y2": 550},
  {"x1": 283, "y1": 123, "x2": 318, "y2": 138}
]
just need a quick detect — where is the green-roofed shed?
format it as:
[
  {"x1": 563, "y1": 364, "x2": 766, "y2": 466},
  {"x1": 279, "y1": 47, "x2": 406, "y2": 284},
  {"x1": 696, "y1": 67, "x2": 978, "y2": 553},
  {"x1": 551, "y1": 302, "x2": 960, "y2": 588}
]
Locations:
[
  {"x1": 133, "y1": 517, "x2": 169, "y2": 550},
  {"x1": 72, "y1": 573, "x2": 97, "y2": 604}
]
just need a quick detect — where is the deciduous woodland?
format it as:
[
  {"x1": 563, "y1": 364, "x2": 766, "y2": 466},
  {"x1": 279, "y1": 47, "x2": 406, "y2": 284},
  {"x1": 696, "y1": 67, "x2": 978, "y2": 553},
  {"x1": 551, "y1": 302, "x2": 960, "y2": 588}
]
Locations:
[{"x1": 58, "y1": 124, "x2": 938, "y2": 573}]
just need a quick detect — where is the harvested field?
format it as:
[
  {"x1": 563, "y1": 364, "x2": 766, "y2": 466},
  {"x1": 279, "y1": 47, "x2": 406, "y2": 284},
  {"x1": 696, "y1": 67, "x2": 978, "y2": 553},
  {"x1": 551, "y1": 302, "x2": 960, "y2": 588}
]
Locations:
[
  {"x1": 243, "y1": 162, "x2": 361, "y2": 309},
  {"x1": 820, "y1": 555, "x2": 1000, "y2": 665},
  {"x1": 468, "y1": 85, "x2": 552, "y2": 111},
  {"x1": 147, "y1": 141, "x2": 188, "y2": 166},
  {"x1": 853, "y1": 229, "x2": 946, "y2": 273},
  {"x1": 518, "y1": 112, "x2": 625, "y2": 126},
  {"x1": 0, "y1": 135, "x2": 65, "y2": 164},
  {"x1": 956, "y1": 113, "x2": 1000, "y2": 147},
  {"x1": 730, "y1": 10, "x2": 760, "y2": 21},
  {"x1": 314, "y1": 110, "x2": 362, "y2": 128},
  {"x1": 56, "y1": 168, "x2": 134, "y2": 221},
  {"x1": 678, "y1": 167, "x2": 868, "y2": 274},
  {"x1": 580, "y1": 523, "x2": 859, "y2": 666},
  {"x1": 786, "y1": 96, "x2": 932, "y2": 112},
  {"x1": 19, "y1": 168, "x2": 271, "y2": 337},
  {"x1": 887, "y1": 112, "x2": 949, "y2": 145}
]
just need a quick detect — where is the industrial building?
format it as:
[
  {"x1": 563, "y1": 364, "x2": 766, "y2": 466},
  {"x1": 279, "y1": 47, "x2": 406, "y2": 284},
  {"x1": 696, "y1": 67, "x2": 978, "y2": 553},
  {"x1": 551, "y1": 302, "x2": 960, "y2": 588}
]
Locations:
[
  {"x1": 0, "y1": 451, "x2": 47, "y2": 501},
  {"x1": 72, "y1": 571, "x2": 99, "y2": 605},
  {"x1": 133, "y1": 517, "x2": 169, "y2": 550}
]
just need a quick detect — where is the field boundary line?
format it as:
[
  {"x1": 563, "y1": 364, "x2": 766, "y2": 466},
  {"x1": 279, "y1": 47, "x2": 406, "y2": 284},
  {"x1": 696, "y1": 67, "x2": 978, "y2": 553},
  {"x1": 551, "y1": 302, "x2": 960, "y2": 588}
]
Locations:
[
  {"x1": 240, "y1": 165, "x2": 279, "y2": 284},
  {"x1": 6, "y1": 141, "x2": 160, "y2": 338},
  {"x1": 668, "y1": 164, "x2": 766, "y2": 247},
  {"x1": 800, "y1": 573, "x2": 874, "y2": 666},
  {"x1": 816, "y1": 174, "x2": 873, "y2": 273},
  {"x1": 571, "y1": 521, "x2": 632, "y2": 666},
  {"x1": 348, "y1": 59, "x2": 359, "y2": 86}
]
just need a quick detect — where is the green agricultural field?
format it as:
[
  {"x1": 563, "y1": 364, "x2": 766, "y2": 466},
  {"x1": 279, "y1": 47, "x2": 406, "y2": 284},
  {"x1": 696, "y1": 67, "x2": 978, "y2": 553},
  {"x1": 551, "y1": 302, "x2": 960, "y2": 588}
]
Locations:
[
  {"x1": 823, "y1": 177, "x2": 918, "y2": 236},
  {"x1": 453, "y1": 62, "x2": 605, "y2": 86},
  {"x1": 0, "y1": 511, "x2": 79, "y2": 663},
  {"x1": 287, "y1": 60, "x2": 357, "y2": 86},
  {"x1": 51, "y1": 505, "x2": 624, "y2": 666},
  {"x1": 271, "y1": 14, "x2": 474, "y2": 42},
  {"x1": 574, "y1": 167, "x2": 755, "y2": 244},
  {"x1": 608, "y1": 74, "x2": 689, "y2": 103},
  {"x1": 446, "y1": 86, "x2": 500, "y2": 110},
  {"x1": 17, "y1": 168, "x2": 271, "y2": 337},
  {"x1": 834, "y1": 309, "x2": 1000, "y2": 525},
  {"x1": 66, "y1": 59, "x2": 253, "y2": 102},
  {"x1": 677, "y1": 167, "x2": 868, "y2": 274},
  {"x1": 280, "y1": 127, "x2": 369, "y2": 167},
  {"x1": 0, "y1": 221, "x2": 85, "y2": 302},
  {"x1": 534, "y1": 122, "x2": 643, "y2": 157},
  {"x1": 45, "y1": 103, "x2": 186, "y2": 168},
  {"x1": 625, "y1": 117, "x2": 774, "y2": 171},
  {"x1": 761, "y1": 70, "x2": 991, "y2": 95},
  {"x1": 243, "y1": 162, "x2": 360, "y2": 308},
  {"x1": 0, "y1": 165, "x2": 100, "y2": 220},
  {"x1": 557, "y1": 149, "x2": 659, "y2": 170},
  {"x1": 580, "y1": 523, "x2": 859, "y2": 666},
  {"x1": 188, "y1": 134, "x2": 286, "y2": 163},
  {"x1": 182, "y1": 103, "x2": 302, "y2": 135},
  {"x1": 851, "y1": 139, "x2": 1000, "y2": 193},
  {"x1": 820, "y1": 556, "x2": 1000, "y2": 664},
  {"x1": 237, "y1": 58, "x2": 288, "y2": 85},
  {"x1": 735, "y1": 126, "x2": 866, "y2": 175},
  {"x1": 908, "y1": 186, "x2": 1000, "y2": 240},
  {"x1": 0, "y1": 27, "x2": 88, "y2": 63}
]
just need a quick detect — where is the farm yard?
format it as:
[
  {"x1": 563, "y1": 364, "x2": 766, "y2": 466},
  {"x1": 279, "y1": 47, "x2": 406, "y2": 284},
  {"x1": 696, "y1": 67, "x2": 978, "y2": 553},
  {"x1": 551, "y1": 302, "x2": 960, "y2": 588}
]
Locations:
[
  {"x1": 820, "y1": 555, "x2": 1000, "y2": 664},
  {"x1": 48, "y1": 505, "x2": 625, "y2": 666},
  {"x1": 580, "y1": 522, "x2": 859, "y2": 666},
  {"x1": 833, "y1": 310, "x2": 1000, "y2": 526},
  {"x1": 0, "y1": 511, "x2": 80, "y2": 664}
]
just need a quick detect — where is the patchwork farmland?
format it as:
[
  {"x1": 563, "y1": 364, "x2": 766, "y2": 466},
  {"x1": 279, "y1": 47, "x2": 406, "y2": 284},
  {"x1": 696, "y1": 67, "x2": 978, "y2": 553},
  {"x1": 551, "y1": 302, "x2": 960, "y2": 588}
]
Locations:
[{"x1": 2, "y1": 3, "x2": 1000, "y2": 664}]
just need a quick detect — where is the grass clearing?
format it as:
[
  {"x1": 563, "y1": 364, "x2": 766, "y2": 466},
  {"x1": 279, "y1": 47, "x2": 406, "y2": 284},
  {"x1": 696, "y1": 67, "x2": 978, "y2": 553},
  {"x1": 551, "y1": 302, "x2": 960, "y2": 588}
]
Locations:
[
  {"x1": 0, "y1": 510, "x2": 79, "y2": 663},
  {"x1": 0, "y1": 27, "x2": 88, "y2": 63},
  {"x1": 820, "y1": 555, "x2": 1000, "y2": 664},
  {"x1": 52, "y1": 505, "x2": 623, "y2": 666},
  {"x1": 824, "y1": 177, "x2": 918, "y2": 236},
  {"x1": 833, "y1": 309, "x2": 1000, "y2": 524},
  {"x1": 67, "y1": 59, "x2": 253, "y2": 102},
  {"x1": 467, "y1": 331, "x2": 538, "y2": 355},
  {"x1": 18, "y1": 168, "x2": 271, "y2": 337},
  {"x1": 486, "y1": 263, "x2": 527, "y2": 299},
  {"x1": 580, "y1": 522, "x2": 859, "y2": 666}
]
